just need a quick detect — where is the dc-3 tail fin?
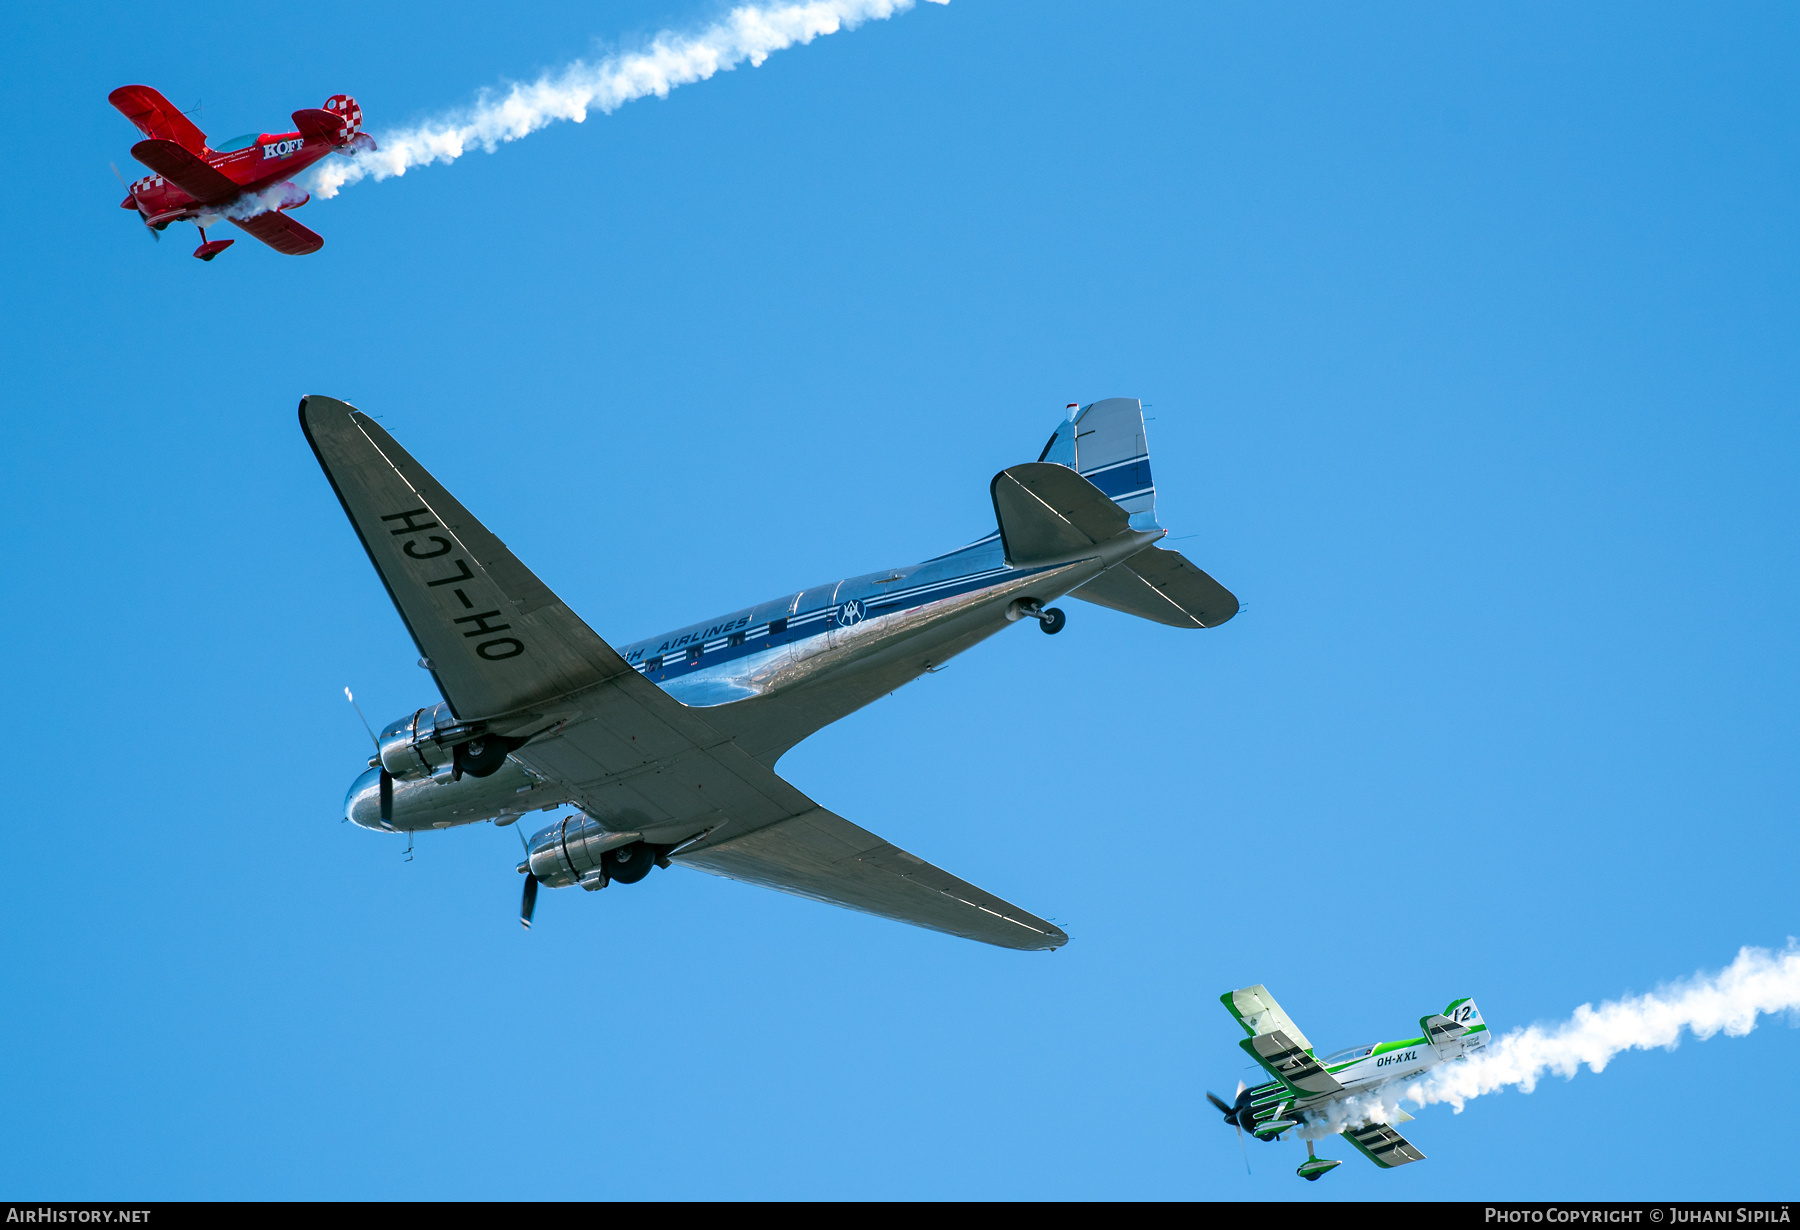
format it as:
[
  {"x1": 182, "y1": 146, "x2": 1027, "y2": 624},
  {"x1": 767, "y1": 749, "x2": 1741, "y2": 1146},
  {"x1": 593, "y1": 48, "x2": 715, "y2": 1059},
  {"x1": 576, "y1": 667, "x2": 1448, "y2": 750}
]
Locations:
[
  {"x1": 1028, "y1": 398, "x2": 1239, "y2": 629},
  {"x1": 1035, "y1": 398, "x2": 1159, "y2": 527}
]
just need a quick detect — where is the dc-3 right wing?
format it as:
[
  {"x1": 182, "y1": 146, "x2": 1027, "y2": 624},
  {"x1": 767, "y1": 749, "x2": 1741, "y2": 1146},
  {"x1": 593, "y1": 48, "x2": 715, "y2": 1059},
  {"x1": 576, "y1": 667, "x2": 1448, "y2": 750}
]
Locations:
[
  {"x1": 1222, "y1": 985, "x2": 1345, "y2": 1097},
  {"x1": 301, "y1": 395, "x2": 1065, "y2": 951}
]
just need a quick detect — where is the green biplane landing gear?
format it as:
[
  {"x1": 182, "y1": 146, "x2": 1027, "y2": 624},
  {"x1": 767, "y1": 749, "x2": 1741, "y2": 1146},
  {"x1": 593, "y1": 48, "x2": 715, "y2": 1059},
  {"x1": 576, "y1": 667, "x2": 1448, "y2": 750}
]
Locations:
[{"x1": 1297, "y1": 1141, "x2": 1341, "y2": 1182}]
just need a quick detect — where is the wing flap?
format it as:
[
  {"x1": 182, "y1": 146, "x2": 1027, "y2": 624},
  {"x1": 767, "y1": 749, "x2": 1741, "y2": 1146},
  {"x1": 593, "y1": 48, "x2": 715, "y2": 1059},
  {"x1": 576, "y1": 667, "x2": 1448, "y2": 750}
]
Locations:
[
  {"x1": 1073, "y1": 545, "x2": 1239, "y2": 628},
  {"x1": 676, "y1": 807, "x2": 1067, "y2": 951},
  {"x1": 230, "y1": 211, "x2": 324, "y2": 256},
  {"x1": 300, "y1": 395, "x2": 629, "y2": 720},
  {"x1": 128, "y1": 139, "x2": 238, "y2": 204},
  {"x1": 1344, "y1": 1121, "x2": 1426, "y2": 1168},
  {"x1": 1240, "y1": 1030, "x2": 1344, "y2": 1096},
  {"x1": 109, "y1": 86, "x2": 208, "y2": 153}
]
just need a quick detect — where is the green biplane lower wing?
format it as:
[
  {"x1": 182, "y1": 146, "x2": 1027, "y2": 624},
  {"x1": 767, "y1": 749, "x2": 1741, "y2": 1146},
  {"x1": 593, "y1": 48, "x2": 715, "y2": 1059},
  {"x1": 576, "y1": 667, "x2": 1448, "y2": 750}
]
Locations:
[{"x1": 1344, "y1": 1121, "x2": 1426, "y2": 1168}]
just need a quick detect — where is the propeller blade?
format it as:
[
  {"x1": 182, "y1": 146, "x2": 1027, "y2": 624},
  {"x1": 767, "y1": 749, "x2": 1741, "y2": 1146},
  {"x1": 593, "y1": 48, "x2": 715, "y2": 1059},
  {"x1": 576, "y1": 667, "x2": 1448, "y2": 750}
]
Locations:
[
  {"x1": 109, "y1": 161, "x2": 159, "y2": 241},
  {"x1": 378, "y1": 768, "x2": 393, "y2": 824},
  {"x1": 344, "y1": 687, "x2": 380, "y2": 751},
  {"x1": 520, "y1": 873, "x2": 539, "y2": 929},
  {"x1": 1206, "y1": 1092, "x2": 1234, "y2": 1117}
]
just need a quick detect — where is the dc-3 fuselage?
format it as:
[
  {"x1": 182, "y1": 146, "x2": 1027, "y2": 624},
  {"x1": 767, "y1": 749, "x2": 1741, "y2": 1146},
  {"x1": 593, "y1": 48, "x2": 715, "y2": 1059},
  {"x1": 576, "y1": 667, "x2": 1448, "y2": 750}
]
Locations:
[
  {"x1": 308, "y1": 395, "x2": 1238, "y2": 947},
  {"x1": 1213, "y1": 984, "x2": 1490, "y2": 1181}
]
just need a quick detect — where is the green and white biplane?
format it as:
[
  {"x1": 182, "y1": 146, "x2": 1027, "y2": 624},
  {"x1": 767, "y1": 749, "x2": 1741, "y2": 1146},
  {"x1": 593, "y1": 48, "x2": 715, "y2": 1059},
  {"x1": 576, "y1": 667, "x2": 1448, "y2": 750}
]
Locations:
[{"x1": 1209, "y1": 984, "x2": 1489, "y2": 1181}]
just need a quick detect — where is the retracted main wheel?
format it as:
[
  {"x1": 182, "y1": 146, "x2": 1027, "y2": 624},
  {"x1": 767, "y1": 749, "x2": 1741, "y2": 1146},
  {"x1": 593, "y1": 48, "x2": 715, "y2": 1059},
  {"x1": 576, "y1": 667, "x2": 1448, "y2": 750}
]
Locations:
[
  {"x1": 605, "y1": 841, "x2": 656, "y2": 884},
  {"x1": 1038, "y1": 607, "x2": 1067, "y2": 635}
]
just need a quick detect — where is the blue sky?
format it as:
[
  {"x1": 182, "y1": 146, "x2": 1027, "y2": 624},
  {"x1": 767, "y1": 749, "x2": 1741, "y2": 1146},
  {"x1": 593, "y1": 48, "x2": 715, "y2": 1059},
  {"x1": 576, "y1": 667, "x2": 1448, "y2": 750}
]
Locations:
[{"x1": 3, "y1": 0, "x2": 1797, "y2": 1200}]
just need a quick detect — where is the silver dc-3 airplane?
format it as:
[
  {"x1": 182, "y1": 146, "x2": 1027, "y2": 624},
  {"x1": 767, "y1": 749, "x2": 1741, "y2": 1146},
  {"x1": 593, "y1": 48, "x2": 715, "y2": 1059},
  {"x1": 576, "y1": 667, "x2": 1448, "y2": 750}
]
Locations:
[
  {"x1": 303, "y1": 395, "x2": 1238, "y2": 947},
  {"x1": 1211, "y1": 984, "x2": 1490, "y2": 1180}
]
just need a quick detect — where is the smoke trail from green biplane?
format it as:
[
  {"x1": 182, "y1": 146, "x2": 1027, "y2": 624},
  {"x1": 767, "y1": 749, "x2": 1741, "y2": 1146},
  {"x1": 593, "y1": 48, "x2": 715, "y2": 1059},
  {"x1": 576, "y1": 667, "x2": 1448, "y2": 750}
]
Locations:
[
  {"x1": 311, "y1": 0, "x2": 945, "y2": 200},
  {"x1": 1413, "y1": 942, "x2": 1800, "y2": 1114}
]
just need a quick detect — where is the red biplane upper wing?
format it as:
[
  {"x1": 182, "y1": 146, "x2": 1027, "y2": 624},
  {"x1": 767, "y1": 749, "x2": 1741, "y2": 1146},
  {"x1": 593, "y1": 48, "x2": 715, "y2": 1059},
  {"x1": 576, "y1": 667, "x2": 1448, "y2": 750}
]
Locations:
[
  {"x1": 230, "y1": 211, "x2": 324, "y2": 256},
  {"x1": 109, "y1": 86, "x2": 208, "y2": 154},
  {"x1": 129, "y1": 139, "x2": 238, "y2": 204}
]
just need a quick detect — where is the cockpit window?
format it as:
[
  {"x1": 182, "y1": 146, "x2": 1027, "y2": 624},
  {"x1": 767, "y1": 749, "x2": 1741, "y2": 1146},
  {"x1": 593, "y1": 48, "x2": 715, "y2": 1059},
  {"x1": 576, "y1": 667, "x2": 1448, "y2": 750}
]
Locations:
[
  {"x1": 213, "y1": 133, "x2": 259, "y2": 153},
  {"x1": 1321, "y1": 1045, "x2": 1374, "y2": 1066}
]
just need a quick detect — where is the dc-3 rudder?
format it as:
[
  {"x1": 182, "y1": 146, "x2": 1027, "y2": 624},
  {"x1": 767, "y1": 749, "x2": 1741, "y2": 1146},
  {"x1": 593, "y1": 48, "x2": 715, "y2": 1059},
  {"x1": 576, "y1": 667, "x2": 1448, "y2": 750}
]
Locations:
[
  {"x1": 1210, "y1": 984, "x2": 1491, "y2": 1180},
  {"x1": 303, "y1": 396, "x2": 1238, "y2": 948},
  {"x1": 109, "y1": 84, "x2": 374, "y2": 260}
]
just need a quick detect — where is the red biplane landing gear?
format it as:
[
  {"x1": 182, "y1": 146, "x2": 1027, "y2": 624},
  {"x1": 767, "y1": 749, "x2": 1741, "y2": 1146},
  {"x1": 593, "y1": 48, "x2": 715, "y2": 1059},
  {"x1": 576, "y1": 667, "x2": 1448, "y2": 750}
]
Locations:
[{"x1": 192, "y1": 226, "x2": 234, "y2": 262}]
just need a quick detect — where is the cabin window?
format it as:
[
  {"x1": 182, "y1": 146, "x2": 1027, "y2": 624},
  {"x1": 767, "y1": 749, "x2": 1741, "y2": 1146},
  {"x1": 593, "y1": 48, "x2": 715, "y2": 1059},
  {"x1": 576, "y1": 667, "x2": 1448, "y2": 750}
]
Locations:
[
  {"x1": 645, "y1": 655, "x2": 663, "y2": 672},
  {"x1": 768, "y1": 618, "x2": 788, "y2": 636},
  {"x1": 686, "y1": 646, "x2": 703, "y2": 665},
  {"x1": 728, "y1": 631, "x2": 746, "y2": 647},
  {"x1": 213, "y1": 133, "x2": 259, "y2": 153}
]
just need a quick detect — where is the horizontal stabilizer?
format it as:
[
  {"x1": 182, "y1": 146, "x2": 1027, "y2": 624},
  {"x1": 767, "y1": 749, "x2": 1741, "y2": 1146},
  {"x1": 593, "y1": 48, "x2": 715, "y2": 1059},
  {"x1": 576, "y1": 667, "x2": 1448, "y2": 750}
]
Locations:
[
  {"x1": 292, "y1": 108, "x2": 348, "y2": 144},
  {"x1": 109, "y1": 86, "x2": 208, "y2": 154},
  {"x1": 230, "y1": 211, "x2": 324, "y2": 256},
  {"x1": 129, "y1": 139, "x2": 238, "y2": 204},
  {"x1": 1344, "y1": 1121, "x2": 1426, "y2": 1168},
  {"x1": 990, "y1": 462, "x2": 1130, "y2": 565},
  {"x1": 1073, "y1": 544, "x2": 1238, "y2": 628},
  {"x1": 1421, "y1": 1013, "x2": 1469, "y2": 1047}
]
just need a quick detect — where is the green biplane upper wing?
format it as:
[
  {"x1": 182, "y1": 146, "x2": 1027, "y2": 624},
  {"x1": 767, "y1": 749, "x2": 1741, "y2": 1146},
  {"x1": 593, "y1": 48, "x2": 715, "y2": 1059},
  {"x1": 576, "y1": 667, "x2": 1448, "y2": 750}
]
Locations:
[
  {"x1": 1222, "y1": 985, "x2": 1344, "y2": 1096},
  {"x1": 1239, "y1": 1030, "x2": 1345, "y2": 1097}
]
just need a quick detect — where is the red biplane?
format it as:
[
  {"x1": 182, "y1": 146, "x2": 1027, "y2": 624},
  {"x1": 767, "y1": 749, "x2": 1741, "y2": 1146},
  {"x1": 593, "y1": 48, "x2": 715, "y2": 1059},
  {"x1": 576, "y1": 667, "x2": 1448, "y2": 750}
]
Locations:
[{"x1": 110, "y1": 85, "x2": 376, "y2": 261}]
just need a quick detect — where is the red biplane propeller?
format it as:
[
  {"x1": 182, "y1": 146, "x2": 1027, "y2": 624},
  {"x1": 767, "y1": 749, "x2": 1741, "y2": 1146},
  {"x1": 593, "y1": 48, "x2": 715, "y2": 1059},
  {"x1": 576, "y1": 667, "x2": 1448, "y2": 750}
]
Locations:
[{"x1": 109, "y1": 162, "x2": 159, "y2": 242}]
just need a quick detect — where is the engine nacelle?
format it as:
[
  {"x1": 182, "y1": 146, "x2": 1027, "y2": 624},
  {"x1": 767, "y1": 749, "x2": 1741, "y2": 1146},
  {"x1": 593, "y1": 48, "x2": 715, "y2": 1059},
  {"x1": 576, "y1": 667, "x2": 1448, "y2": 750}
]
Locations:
[
  {"x1": 377, "y1": 703, "x2": 457, "y2": 780},
  {"x1": 526, "y1": 813, "x2": 645, "y2": 888},
  {"x1": 377, "y1": 702, "x2": 524, "y2": 781}
]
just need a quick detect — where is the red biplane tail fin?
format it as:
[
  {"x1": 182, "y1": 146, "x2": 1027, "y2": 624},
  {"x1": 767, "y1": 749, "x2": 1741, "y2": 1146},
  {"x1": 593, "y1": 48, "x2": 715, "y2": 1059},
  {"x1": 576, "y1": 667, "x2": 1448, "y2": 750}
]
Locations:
[
  {"x1": 323, "y1": 95, "x2": 363, "y2": 136},
  {"x1": 109, "y1": 86, "x2": 208, "y2": 154}
]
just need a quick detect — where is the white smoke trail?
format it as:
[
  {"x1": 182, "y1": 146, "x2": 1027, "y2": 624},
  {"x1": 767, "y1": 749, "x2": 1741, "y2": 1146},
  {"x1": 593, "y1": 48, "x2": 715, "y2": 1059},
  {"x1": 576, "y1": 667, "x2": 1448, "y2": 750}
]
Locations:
[
  {"x1": 1401, "y1": 942, "x2": 1800, "y2": 1116},
  {"x1": 310, "y1": 0, "x2": 946, "y2": 201},
  {"x1": 201, "y1": 180, "x2": 311, "y2": 226}
]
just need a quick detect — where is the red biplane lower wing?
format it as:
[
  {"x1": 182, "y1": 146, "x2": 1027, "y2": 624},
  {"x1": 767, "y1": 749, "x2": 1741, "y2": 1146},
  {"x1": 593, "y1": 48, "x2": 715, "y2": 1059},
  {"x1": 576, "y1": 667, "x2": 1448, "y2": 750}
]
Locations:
[
  {"x1": 230, "y1": 211, "x2": 324, "y2": 256},
  {"x1": 129, "y1": 139, "x2": 238, "y2": 205},
  {"x1": 109, "y1": 86, "x2": 209, "y2": 154}
]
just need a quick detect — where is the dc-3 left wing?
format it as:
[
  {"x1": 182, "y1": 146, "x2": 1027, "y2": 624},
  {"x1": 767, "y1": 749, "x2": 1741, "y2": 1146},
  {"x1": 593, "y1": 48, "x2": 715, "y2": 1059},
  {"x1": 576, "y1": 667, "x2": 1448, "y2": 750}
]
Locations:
[
  {"x1": 1222, "y1": 985, "x2": 1344, "y2": 1097},
  {"x1": 301, "y1": 395, "x2": 1065, "y2": 951}
]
